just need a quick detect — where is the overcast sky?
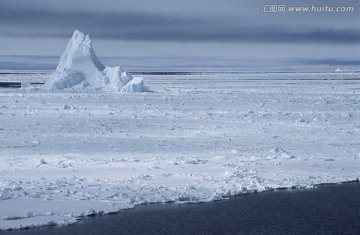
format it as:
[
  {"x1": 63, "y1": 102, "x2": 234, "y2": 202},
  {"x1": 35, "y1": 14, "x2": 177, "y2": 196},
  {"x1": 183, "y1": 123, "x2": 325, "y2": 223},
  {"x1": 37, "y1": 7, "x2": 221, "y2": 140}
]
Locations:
[{"x1": 0, "y1": 0, "x2": 359, "y2": 71}]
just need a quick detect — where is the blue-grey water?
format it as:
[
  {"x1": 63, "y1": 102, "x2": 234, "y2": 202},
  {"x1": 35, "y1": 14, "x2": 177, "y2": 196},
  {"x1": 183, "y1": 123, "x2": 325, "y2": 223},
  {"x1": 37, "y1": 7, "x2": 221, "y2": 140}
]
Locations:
[{"x1": 1, "y1": 182, "x2": 359, "y2": 235}]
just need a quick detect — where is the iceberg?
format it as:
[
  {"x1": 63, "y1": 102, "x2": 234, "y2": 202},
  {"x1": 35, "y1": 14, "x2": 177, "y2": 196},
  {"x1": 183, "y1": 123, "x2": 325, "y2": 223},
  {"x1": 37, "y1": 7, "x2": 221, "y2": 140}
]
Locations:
[
  {"x1": 335, "y1": 68, "x2": 343, "y2": 73},
  {"x1": 43, "y1": 30, "x2": 145, "y2": 92}
]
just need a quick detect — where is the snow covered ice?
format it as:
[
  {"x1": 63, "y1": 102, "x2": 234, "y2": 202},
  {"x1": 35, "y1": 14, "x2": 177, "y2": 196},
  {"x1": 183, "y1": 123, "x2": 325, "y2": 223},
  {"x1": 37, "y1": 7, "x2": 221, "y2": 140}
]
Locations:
[
  {"x1": 1, "y1": 70, "x2": 360, "y2": 228},
  {"x1": 42, "y1": 30, "x2": 146, "y2": 92}
]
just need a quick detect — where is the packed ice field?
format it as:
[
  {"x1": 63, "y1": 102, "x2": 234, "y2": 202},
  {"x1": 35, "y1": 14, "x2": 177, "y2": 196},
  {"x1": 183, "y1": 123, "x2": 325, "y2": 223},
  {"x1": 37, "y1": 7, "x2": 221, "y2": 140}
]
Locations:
[{"x1": 0, "y1": 70, "x2": 359, "y2": 230}]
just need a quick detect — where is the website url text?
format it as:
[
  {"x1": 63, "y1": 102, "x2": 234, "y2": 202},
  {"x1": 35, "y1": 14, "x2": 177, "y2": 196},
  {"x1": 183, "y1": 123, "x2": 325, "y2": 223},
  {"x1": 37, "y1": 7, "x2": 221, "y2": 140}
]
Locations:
[{"x1": 262, "y1": 5, "x2": 355, "y2": 13}]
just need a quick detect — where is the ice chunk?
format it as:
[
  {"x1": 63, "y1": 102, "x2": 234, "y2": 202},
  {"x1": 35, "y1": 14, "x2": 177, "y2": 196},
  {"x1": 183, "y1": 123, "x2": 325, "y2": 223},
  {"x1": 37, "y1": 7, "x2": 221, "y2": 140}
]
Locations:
[
  {"x1": 20, "y1": 81, "x2": 32, "y2": 89},
  {"x1": 103, "y1": 66, "x2": 133, "y2": 91},
  {"x1": 121, "y1": 77, "x2": 144, "y2": 92},
  {"x1": 42, "y1": 30, "x2": 146, "y2": 92},
  {"x1": 335, "y1": 68, "x2": 343, "y2": 72}
]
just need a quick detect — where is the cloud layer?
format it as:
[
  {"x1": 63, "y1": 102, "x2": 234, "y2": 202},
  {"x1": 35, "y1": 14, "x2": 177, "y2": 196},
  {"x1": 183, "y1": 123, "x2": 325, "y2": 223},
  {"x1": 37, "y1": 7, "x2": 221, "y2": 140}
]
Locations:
[
  {"x1": 0, "y1": 0, "x2": 359, "y2": 70},
  {"x1": 1, "y1": 0, "x2": 359, "y2": 43}
]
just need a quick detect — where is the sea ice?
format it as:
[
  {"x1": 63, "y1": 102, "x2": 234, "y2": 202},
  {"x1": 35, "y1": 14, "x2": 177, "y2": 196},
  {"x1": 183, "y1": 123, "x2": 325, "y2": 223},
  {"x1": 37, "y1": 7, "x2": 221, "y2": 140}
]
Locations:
[{"x1": 0, "y1": 70, "x2": 359, "y2": 230}]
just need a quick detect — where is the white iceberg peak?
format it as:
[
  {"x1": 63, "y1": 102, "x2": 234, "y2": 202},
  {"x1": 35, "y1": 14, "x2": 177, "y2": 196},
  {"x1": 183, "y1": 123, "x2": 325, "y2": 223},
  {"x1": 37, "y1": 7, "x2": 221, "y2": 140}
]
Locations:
[
  {"x1": 43, "y1": 30, "x2": 146, "y2": 92},
  {"x1": 71, "y1": 30, "x2": 91, "y2": 49},
  {"x1": 56, "y1": 30, "x2": 104, "y2": 72}
]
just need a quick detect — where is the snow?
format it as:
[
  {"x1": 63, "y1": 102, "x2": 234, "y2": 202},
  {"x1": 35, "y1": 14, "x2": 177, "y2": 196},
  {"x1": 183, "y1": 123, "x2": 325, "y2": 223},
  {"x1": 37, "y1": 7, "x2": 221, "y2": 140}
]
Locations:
[
  {"x1": 42, "y1": 30, "x2": 145, "y2": 92},
  {"x1": 0, "y1": 71, "x2": 359, "y2": 230}
]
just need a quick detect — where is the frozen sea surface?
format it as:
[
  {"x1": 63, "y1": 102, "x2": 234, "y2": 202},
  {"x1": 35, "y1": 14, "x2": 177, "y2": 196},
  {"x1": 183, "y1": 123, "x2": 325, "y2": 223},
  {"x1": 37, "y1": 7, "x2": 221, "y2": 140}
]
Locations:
[{"x1": 0, "y1": 71, "x2": 359, "y2": 229}]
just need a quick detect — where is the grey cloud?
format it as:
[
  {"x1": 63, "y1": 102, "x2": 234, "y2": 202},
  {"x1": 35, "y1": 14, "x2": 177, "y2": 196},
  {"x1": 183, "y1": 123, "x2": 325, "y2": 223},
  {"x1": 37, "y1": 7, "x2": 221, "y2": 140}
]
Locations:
[
  {"x1": 0, "y1": 0, "x2": 358, "y2": 71},
  {"x1": 94, "y1": 28, "x2": 360, "y2": 44},
  {"x1": 0, "y1": 7, "x2": 359, "y2": 44}
]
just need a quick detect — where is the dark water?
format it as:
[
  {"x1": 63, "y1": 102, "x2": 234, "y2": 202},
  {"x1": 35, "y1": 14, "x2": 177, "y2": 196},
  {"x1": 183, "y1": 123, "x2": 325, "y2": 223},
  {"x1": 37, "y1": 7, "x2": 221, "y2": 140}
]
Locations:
[{"x1": 1, "y1": 183, "x2": 360, "y2": 235}]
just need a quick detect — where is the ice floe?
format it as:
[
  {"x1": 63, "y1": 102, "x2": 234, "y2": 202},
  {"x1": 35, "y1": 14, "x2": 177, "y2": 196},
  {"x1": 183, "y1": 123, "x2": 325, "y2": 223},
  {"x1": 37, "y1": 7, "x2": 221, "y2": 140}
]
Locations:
[{"x1": 0, "y1": 71, "x2": 359, "y2": 230}]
